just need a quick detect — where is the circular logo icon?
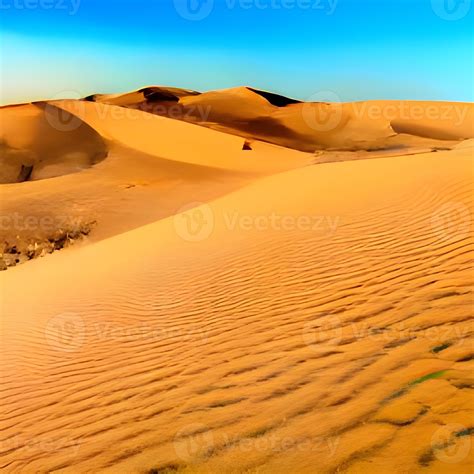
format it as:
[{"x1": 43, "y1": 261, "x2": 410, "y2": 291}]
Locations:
[
  {"x1": 302, "y1": 315, "x2": 343, "y2": 351},
  {"x1": 173, "y1": 0, "x2": 215, "y2": 21},
  {"x1": 43, "y1": 90, "x2": 86, "y2": 132},
  {"x1": 302, "y1": 90, "x2": 344, "y2": 132},
  {"x1": 174, "y1": 202, "x2": 215, "y2": 242},
  {"x1": 431, "y1": 0, "x2": 471, "y2": 21},
  {"x1": 44, "y1": 313, "x2": 86, "y2": 353},
  {"x1": 431, "y1": 202, "x2": 471, "y2": 243},
  {"x1": 174, "y1": 424, "x2": 214, "y2": 462},
  {"x1": 432, "y1": 423, "x2": 471, "y2": 464}
]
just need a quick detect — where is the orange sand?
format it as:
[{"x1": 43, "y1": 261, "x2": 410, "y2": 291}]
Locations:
[{"x1": 0, "y1": 88, "x2": 472, "y2": 473}]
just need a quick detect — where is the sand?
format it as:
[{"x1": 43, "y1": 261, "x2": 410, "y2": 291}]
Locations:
[
  {"x1": 89, "y1": 86, "x2": 474, "y2": 152},
  {"x1": 0, "y1": 103, "x2": 107, "y2": 184},
  {"x1": 0, "y1": 99, "x2": 311, "y2": 267},
  {"x1": 0, "y1": 88, "x2": 473, "y2": 473}
]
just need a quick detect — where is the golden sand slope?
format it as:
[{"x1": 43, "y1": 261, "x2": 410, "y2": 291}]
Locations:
[{"x1": 1, "y1": 142, "x2": 472, "y2": 472}]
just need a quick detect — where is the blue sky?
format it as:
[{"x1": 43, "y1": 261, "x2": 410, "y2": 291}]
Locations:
[{"x1": 1, "y1": 0, "x2": 473, "y2": 104}]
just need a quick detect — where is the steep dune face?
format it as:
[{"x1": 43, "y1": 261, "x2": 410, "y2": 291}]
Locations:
[
  {"x1": 86, "y1": 87, "x2": 474, "y2": 152},
  {"x1": 55, "y1": 99, "x2": 312, "y2": 174},
  {"x1": 0, "y1": 103, "x2": 107, "y2": 183},
  {"x1": 56, "y1": 99, "x2": 248, "y2": 172},
  {"x1": 0, "y1": 146, "x2": 472, "y2": 473}
]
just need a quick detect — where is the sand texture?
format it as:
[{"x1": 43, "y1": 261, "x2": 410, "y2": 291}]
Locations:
[{"x1": 0, "y1": 88, "x2": 472, "y2": 473}]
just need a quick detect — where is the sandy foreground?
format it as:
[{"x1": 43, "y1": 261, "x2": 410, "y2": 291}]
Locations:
[{"x1": 0, "y1": 88, "x2": 473, "y2": 473}]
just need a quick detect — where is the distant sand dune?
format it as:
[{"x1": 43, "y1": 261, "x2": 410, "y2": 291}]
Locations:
[
  {"x1": 86, "y1": 85, "x2": 200, "y2": 103},
  {"x1": 88, "y1": 86, "x2": 474, "y2": 152}
]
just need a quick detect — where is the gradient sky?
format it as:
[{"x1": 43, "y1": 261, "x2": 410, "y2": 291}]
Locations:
[{"x1": 1, "y1": 0, "x2": 473, "y2": 105}]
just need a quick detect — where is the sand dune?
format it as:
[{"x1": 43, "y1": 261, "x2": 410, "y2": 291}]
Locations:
[
  {"x1": 86, "y1": 85, "x2": 200, "y2": 106},
  {"x1": 56, "y1": 98, "x2": 311, "y2": 173},
  {"x1": 0, "y1": 87, "x2": 473, "y2": 473},
  {"x1": 0, "y1": 103, "x2": 107, "y2": 183},
  {"x1": 87, "y1": 86, "x2": 474, "y2": 153},
  {"x1": 1, "y1": 144, "x2": 472, "y2": 472},
  {"x1": 0, "y1": 99, "x2": 311, "y2": 268}
]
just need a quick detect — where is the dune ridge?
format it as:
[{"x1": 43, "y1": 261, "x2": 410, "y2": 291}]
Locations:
[{"x1": 86, "y1": 86, "x2": 474, "y2": 152}]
